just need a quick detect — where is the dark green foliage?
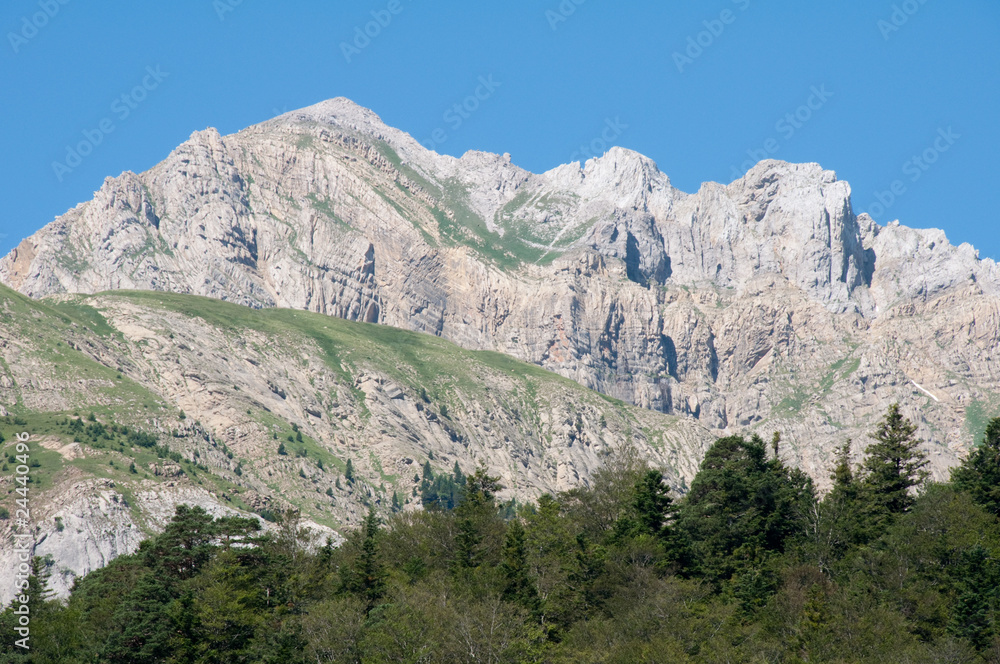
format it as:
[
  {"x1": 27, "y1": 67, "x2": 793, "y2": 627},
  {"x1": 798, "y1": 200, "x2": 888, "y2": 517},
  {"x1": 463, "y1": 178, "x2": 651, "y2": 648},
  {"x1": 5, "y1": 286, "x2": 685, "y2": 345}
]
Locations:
[
  {"x1": 499, "y1": 519, "x2": 539, "y2": 611},
  {"x1": 806, "y1": 439, "x2": 869, "y2": 571},
  {"x1": 127, "y1": 429, "x2": 158, "y2": 448},
  {"x1": 948, "y1": 545, "x2": 998, "y2": 650},
  {"x1": 678, "y1": 434, "x2": 814, "y2": 583},
  {"x1": 452, "y1": 467, "x2": 503, "y2": 571},
  {"x1": 99, "y1": 572, "x2": 174, "y2": 663},
  {"x1": 342, "y1": 507, "x2": 386, "y2": 612},
  {"x1": 13, "y1": 418, "x2": 1000, "y2": 663},
  {"x1": 418, "y1": 460, "x2": 468, "y2": 510},
  {"x1": 860, "y1": 403, "x2": 929, "y2": 520},
  {"x1": 952, "y1": 416, "x2": 1000, "y2": 517},
  {"x1": 277, "y1": 441, "x2": 286, "y2": 455},
  {"x1": 344, "y1": 457, "x2": 354, "y2": 482}
]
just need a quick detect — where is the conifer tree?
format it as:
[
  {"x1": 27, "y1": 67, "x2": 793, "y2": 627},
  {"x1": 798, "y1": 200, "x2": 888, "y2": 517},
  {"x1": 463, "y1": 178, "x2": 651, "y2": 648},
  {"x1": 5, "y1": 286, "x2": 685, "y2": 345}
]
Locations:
[
  {"x1": 678, "y1": 434, "x2": 814, "y2": 581},
  {"x1": 809, "y1": 439, "x2": 867, "y2": 567},
  {"x1": 861, "y1": 404, "x2": 928, "y2": 518},
  {"x1": 345, "y1": 507, "x2": 385, "y2": 613},
  {"x1": 948, "y1": 545, "x2": 998, "y2": 651},
  {"x1": 499, "y1": 519, "x2": 539, "y2": 612},
  {"x1": 627, "y1": 470, "x2": 668, "y2": 537},
  {"x1": 453, "y1": 467, "x2": 502, "y2": 570},
  {"x1": 951, "y1": 416, "x2": 1000, "y2": 517}
]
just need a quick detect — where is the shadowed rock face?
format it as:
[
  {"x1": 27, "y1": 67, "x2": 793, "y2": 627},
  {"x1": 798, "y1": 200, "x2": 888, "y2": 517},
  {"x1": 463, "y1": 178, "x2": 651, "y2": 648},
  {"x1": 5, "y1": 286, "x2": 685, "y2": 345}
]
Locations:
[{"x1": 4, "y1": 97, "x2": 1000, "y2": 483}]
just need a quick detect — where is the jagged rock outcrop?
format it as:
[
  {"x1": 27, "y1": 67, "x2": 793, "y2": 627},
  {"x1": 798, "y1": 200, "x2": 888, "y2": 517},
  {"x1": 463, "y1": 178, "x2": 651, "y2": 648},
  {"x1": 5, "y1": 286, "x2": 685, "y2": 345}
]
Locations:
[
  {"x1": 3, "y1": 97, "x2": 1000, "y2": 487},
  {"x1": 0, "y1": 284, "x2": 708, "y2": 603}
]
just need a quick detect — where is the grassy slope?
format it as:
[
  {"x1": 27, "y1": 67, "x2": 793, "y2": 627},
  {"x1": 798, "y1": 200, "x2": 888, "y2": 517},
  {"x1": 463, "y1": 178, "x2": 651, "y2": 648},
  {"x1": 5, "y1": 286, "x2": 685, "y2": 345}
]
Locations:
[{"x1": 2, "y1": 283, "x2": 689, "y2": 532}]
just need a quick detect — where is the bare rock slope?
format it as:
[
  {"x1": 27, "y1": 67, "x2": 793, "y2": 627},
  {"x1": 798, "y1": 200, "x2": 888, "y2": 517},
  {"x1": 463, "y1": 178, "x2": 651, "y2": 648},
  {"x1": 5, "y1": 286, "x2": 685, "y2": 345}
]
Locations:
[
  {"x1": 0, "y1": 283, "x2": 706, "y2": 602},
  {"x1": 4, "y1": 97, "x2": 1000, "y2": 484}
]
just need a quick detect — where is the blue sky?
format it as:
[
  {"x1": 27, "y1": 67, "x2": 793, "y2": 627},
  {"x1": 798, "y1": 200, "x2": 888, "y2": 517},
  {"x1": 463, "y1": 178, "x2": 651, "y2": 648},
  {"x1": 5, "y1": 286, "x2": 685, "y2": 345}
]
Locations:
[{"x1": 2, "y1": 1, "x2": 998, "y2": 260}]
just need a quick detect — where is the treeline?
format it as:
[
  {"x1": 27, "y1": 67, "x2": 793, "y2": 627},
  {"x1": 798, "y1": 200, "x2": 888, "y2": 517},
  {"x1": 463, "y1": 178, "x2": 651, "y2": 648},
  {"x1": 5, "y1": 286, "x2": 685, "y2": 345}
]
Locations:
[{"x1": 3, "y1": 405, "x2": 1000, "y2": 663}]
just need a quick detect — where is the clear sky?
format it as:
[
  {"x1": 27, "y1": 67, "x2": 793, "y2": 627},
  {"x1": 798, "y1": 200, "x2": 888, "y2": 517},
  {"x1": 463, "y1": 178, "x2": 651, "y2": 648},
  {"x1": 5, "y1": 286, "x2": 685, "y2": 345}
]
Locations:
[{"x1": 2, "y1": 1, "x2": 998, "y2": 260}]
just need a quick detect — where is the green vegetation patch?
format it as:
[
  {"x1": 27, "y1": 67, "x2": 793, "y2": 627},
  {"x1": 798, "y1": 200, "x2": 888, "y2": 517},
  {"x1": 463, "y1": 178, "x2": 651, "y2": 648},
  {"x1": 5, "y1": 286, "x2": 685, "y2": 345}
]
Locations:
[{"x1": 965, "y1": 398, "x2": 1000, "y2": 443}]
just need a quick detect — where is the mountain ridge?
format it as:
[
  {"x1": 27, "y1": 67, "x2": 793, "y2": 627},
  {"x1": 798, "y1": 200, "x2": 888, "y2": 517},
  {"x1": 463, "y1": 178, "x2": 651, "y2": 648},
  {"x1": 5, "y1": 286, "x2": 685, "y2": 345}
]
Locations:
[{"x1": 2, "y1": 96, "x2": 999, "y2": 492}]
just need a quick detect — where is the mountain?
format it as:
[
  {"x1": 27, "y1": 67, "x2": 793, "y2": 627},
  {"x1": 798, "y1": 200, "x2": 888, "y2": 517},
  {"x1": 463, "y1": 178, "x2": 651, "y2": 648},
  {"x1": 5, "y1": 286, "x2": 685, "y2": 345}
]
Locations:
[
  {"x1": 3, "y1": 98, "x2": 1000, "y2": 601},
  {"x1": 0, "y1": 282, "x2": 708, "y2": 603},
  {"x1": 4, "y1": 98, "x2": 998, "y2": 479}
]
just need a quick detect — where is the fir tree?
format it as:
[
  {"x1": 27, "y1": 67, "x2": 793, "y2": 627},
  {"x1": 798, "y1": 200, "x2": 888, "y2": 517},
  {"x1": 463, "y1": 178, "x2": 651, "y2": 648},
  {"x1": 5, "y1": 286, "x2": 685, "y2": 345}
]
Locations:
[
  {"x1": 499, "y1": 519, "x2": 538, "y2": 611},
  {"x1": 809, "y1": 439, "x2": 868, "y2": 569},
  {"x1": 345, "y1": 507, "x2": 386, "y2": 613},
  {"x1": 948, "y1": 545, "x2": 998, "y2": 651},
  {"x1": 678, "y1": 434, "x2": 814, "y2": 581},
  {"x1": 452, "y1": 467, "x2": 502, "y2": 570},
  {"x1": 951, "y1": 416, "x2": 1000, "y2": 517},
  {"x1": 861, "y1": 404, "x2": 928, "y2": 518}
]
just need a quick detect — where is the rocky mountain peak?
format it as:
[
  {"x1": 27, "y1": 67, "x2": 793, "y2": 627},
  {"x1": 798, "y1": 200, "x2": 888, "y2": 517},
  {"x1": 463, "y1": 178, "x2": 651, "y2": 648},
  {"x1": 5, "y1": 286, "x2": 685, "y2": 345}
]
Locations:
[{"x1": 2, "y1": 98, "x2": 999, "y2": 488}]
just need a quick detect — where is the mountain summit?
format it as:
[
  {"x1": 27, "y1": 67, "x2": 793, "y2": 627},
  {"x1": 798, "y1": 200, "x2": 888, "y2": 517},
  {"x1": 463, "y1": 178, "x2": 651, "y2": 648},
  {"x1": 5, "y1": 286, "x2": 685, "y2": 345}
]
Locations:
[{"x1": 3, "y1": 97, "x2": 999, "y2": 480}]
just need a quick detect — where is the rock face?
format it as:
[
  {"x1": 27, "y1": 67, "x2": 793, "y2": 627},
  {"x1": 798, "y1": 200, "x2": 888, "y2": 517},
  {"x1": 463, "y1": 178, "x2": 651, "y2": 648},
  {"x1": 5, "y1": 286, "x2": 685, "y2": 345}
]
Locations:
[
  {"x1": 0, "y1": 284, "x2": 707, "y2": 603},
  {"x1": 3, "y1": 97, "x2": 1000, "y2": 484}
]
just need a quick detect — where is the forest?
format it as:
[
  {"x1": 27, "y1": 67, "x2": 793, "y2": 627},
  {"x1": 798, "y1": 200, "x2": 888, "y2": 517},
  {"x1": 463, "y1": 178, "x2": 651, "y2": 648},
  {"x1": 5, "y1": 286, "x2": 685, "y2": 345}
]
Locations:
[{"x1": 3, "y1": 404, "x2": 1000, "y2": 663}]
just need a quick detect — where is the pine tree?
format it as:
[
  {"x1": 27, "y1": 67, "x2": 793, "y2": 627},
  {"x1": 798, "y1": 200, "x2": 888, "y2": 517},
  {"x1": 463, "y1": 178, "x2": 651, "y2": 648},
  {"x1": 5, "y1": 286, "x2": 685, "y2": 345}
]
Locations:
[
  {"x1": 831, "y1": 438, "x2": 854, "y2": 488},
  {"x1": 678, "y1": 434, "x2": 814, "y2": 581},
  {"x1": 809, "y1": 439, "x2": 868, "y2": 569},
  {"x1": 144, "y1": 505, "x2": 218, "y2": 581},
  {"x1": 346, "y1": 507, "x2": 386, "y2": 613},
  {"x1": 345, "y1": 458, "x2": 354, "y2": 483},
  {"x1": 861, "y1": 404, "x2": 928, "y2": 518},
  {"x1": 632, "y1": 469, "x2": 675, "y2": 538},
  {"x1": 948, "y1": 545, "x2": 998, "y2": 651},
  {"x1": 951, "y1": 416, "x2": 1000, "y2": 517},
  {"x1": 454, "y1": 517, "x2": 482, "y2": 570},
  {"x1": 101, "y1": 571, "x2": 174, "y2": 664},
  {"x1": 453, "y1": 467, "x2": 502, "y2": 570},
  {"x1": 499, "y1": 519, "x2": 538, "y2": 611}
]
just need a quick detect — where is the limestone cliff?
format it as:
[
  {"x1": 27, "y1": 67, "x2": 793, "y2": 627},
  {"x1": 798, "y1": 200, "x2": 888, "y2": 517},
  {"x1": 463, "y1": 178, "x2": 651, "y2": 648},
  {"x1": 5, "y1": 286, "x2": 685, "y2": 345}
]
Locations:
[{"x1": 3, "y1": 97, "x2": 999, "y2": 488}]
